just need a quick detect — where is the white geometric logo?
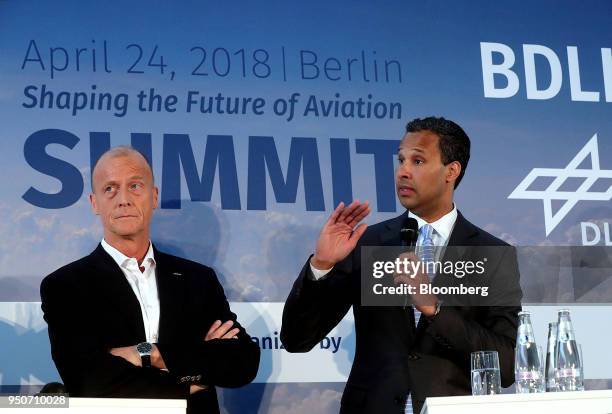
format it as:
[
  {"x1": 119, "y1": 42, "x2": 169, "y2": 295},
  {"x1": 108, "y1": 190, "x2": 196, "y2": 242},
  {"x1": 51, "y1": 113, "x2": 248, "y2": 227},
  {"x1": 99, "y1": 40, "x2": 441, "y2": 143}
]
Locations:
[{"x1": 508, "y1": 134, "x2": 612, "y2": 236}]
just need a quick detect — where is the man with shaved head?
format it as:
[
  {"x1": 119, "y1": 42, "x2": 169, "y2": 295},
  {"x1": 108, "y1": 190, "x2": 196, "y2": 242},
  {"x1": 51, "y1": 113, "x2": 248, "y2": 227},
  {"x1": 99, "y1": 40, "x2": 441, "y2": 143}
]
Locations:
[{"x1": 41, "y1": 146, "x2": 260, "y2": 414}]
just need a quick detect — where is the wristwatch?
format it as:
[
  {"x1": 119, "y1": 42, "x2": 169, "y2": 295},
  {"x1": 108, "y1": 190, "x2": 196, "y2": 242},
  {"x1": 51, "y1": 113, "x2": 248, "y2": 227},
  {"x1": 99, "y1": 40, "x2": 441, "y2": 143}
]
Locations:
[
  {"x1": 136, "y1": 342, "x2": 153, "y2": 368},
  {"x1": 432, "y1": 300, "x2": 443, "y2": 318},
  {"x1": 425, "y1": 300, "x2": 442, "y2": 321}
]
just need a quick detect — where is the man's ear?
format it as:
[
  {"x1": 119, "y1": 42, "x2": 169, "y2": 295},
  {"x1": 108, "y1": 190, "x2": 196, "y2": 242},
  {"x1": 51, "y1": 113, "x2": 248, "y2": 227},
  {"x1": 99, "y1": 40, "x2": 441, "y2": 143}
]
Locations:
[
  {"x1": 89, "y1": 193, "x2": 100, "y2": 215},
  {"x1": 152, "y1": 186, "x2": 159, "y2": 210},
  {"x1": 446, "y1": 161, "x2": 462, "y2": 185}
]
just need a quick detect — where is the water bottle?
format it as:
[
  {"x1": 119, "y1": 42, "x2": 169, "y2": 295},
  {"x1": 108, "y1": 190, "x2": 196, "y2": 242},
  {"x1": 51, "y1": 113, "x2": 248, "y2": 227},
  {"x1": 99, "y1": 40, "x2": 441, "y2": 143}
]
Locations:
[
  {"x1": 555, "y1": 310, "x2": 584, "y2": 391},
  {"x1": 545, "y1": 322, "x2": 558, "y2": 392},
  {"x1": 514, "y1": 311, "x2": 544, "y2": 393}
]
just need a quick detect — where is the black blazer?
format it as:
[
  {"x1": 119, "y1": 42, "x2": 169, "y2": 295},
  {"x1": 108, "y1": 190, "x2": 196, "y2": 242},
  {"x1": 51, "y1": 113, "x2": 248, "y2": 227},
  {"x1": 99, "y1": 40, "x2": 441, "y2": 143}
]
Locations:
[
  {"x1": 40, "y1": 244, "x2": 260, "y2": 414},
  {"x1": 281, "y1": 211, "x2": 522, "y2": 414}
]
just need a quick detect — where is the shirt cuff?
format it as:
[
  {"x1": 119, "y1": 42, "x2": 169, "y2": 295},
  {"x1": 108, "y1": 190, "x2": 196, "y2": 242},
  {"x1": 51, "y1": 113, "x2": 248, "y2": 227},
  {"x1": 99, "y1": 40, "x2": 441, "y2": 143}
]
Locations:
[{"x1": 309, "y1": 263, "x2": 333, "y2": 280}]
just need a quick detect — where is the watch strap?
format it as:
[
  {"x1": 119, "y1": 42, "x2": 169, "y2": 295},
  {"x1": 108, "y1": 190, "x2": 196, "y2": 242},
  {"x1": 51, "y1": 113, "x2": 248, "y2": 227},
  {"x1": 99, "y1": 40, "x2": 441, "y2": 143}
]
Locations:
[{"x1": 141, "y1": 354, "x2": 151, "y2": 368}]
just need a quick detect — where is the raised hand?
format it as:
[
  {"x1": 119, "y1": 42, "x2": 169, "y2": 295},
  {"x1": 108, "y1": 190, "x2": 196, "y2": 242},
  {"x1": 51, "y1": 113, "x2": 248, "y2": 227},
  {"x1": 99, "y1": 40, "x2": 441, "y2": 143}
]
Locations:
[{"x1": 311, "y1": 200, "x2": 371, "y2": 270}]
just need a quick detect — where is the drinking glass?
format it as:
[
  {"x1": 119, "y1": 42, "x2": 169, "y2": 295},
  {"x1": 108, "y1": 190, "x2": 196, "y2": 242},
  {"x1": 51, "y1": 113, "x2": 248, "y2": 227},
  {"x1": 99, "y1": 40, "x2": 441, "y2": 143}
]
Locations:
[{"x1": 471, "y1": 350, "x2": 501, "y2": 395}]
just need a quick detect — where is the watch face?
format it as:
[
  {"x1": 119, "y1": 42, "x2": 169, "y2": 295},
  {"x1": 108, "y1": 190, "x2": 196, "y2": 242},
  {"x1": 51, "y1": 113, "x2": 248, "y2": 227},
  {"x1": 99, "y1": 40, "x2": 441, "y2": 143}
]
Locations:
[{"x1": 137, "y1": 342, "x2": 153, "y2": 355}]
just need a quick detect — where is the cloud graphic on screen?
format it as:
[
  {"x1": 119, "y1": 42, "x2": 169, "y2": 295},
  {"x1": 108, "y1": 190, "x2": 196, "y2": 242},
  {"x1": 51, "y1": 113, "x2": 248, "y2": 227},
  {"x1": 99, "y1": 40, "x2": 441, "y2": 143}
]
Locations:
[
  {"x1": 266, "y1": 386, "x2": 342, "y2": 414},
  {"x1": 0, "y1": 203, "x2": 99, "y2": 300}
]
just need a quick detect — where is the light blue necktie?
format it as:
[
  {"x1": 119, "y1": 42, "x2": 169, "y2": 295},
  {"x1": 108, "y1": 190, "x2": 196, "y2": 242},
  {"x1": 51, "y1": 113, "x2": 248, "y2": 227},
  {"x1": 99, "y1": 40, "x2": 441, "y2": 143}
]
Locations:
[
  {"x1": 412, "y1": 224, "x2": 437, "y2": 324},
  {"x1": 418, "y1": 224, "x2": 436, "y2": 278}
]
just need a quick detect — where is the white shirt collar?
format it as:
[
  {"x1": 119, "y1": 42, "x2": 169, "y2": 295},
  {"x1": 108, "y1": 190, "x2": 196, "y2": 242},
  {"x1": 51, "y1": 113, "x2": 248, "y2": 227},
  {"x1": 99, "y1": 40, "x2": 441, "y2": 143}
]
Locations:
[
  {"x1": 408, "y1": 204, "x2": 458, "y2": 243},
  {"x1": 101, "y1": 238, "x2": 156, "y2": 269}
]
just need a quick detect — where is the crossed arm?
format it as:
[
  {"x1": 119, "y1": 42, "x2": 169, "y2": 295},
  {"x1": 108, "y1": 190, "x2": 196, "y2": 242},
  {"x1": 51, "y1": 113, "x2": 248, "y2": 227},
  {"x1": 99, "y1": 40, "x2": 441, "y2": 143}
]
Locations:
[
  {"x1": 109, "y1": 319, "x2": 241, "y2": 394},
  {"x1": 41, "y1": 269, "x2": 260, "y2": 398}
]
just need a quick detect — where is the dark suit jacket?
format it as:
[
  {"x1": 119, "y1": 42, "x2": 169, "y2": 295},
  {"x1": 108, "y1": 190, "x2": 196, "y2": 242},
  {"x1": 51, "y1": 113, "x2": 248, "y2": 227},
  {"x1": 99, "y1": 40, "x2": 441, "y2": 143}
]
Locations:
[
  {"x1": 281, "y1": 211, "x2": 522, "y2": 414},
  {"x1": 40, "y1": 244, "x2": 260, "y2": 414}
]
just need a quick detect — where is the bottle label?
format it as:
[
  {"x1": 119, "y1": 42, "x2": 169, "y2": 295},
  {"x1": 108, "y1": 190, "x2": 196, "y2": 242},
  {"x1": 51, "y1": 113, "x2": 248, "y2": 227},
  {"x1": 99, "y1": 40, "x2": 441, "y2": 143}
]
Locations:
[
  {"x1": 556, "y1": 368, "x2": 581, "y2": 378},
  {"x1": 517, "y1": 371, "x2": 541, "y2": 380}
]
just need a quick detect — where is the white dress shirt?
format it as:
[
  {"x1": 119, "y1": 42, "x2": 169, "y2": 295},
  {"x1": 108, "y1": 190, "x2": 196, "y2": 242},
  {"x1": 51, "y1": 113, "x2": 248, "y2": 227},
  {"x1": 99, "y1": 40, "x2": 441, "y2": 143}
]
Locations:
[
  {"x1": 409, "y1": 204, "x2": 458, "y2": 260},
  {"x1": 101, "y1": 239, "x2": 160, "y2": 343},
  {"x1": 310, "y1": 205, "x2": 458, "y2": 280}
]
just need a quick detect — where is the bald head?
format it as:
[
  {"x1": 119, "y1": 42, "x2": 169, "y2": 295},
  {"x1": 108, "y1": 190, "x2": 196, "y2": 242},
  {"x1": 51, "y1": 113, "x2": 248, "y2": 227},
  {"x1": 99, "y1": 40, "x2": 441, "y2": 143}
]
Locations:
[
  {"x1": 91, "y1": 146, "x2": 154, "y2": 192},
  {"x1": 89, "y1": 145, "x2": 159, "y2": 250}
]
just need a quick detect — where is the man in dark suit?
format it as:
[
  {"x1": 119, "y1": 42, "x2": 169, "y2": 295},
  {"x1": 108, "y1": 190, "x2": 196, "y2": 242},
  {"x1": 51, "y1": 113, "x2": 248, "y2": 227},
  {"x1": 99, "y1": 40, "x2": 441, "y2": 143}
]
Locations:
[
  {"x1": 41, "y1": 146, "x2": 260, "y2": 414},
  {"x1": 281, "y1": 117, "x2": 522, "y2": 413}
]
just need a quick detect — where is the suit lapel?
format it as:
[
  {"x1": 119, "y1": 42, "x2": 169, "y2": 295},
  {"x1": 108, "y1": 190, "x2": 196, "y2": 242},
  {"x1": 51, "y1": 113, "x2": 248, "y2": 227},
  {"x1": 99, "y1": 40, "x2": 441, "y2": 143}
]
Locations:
[
  {"x1": 446, "y1": 211, "x2": 478, "y2": 248},
  {"x1": 433, "y1": 211, "x2": 479, "y2": 285},
  {"x1": 153, "y1": 246, "x2": 187, "y2": 343},
  {"x1": 88, "y1": 244, "x2": 146, "y2": 342},
  {"x1": 380, "y1": 211, "x2": 408, "y2": 246}
]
